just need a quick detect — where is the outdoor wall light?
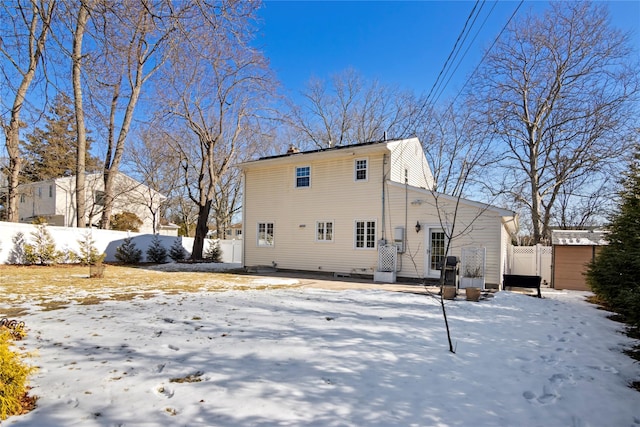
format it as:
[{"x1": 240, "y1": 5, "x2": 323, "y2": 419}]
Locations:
[{"x1": 415, "y1": 221, "x2": 422, "y2": 233}]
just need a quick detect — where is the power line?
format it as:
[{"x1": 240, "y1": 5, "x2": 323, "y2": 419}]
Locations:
[
  {"x1": 449, "y1": 0, "x2": 524, "y2": 107},
  {"x1": 423, "y1": 1, "x2": 482, "y2": 108}
]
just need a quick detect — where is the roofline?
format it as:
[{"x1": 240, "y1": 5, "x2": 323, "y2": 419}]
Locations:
[
  {"x1": 17, "y1": 171, "x2": 167, "y2": 199},
  {"x1": 388, "y1": 180, "x2": 517, "y2": 218},
  {"x1": 238, "y1": 137, "x2": 420, "y2": 169}
]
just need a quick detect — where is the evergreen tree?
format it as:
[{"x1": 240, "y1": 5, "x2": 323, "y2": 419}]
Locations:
[
  {"x1": 77, "y1": 232, "x2": 104, "y2": 265},
  {"x1": 114, "y1": 237, "x2": 142, "y2": 264},
  {"x1": 203, "y1": 239, "x2": 222, "y2": 263},
  {"x1": 21, "y1": 93, "x2": 100, "y2": 183},
  {"x1": 146, "y1": 235, "x2": 168, "y2": 264},
  {"x1": 169, "y1": 238, "x2": 187, "y2": 262},
  {"x1": 7, "y1": 232, "x2": 26, "y2": 265},
  {"x1": 24, "y1": 224, "x2": 59, "y2": 265},
  {"x1": 587, "y1": 143, "x2": 640, "y2": 328}
]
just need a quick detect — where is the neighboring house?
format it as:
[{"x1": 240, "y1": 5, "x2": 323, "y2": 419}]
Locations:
[
  {"x1": 239, "y1": 137, "x2": 518, "y2": 287},
  {"x1": 17, "y1": 172, "x2": 165, "y2": 233},
  {"x1": 551, "y1": 229, "x2": 607, "y2": 291},
  {"x1": 207, "y1": 223, "x2": 243, "y2": 240}
]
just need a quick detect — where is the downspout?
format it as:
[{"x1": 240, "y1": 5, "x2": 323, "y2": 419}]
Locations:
[
  {"x1": 241, "y1": 170, "x2": 246, "y2": 268},
  {"x1": 381, "y1": 154, "x2": 387, "y2": 243}
]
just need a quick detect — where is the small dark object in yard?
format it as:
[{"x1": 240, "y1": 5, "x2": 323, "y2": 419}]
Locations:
[
  {"x1": 325, "y1": 317, "x2": 335, "y2": 321},
  {"x1": 503, "y1": 274, "x2": 542, "y2": 298}
]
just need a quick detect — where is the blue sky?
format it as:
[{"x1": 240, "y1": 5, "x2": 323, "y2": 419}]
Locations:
[{"x1": 256, "y1": 1, "x2": 640, "y2": 101}]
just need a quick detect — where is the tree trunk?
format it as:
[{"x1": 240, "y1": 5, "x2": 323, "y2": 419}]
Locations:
[
  {"x1": 2, "y1": 1, "x2": 54, "y2": 221},
  {"x1": 191, "y1": 200, "x2": 212, "y2": 260},
  {"x1": 73, "y1": 1, "x2": 89, "y2": 228}
]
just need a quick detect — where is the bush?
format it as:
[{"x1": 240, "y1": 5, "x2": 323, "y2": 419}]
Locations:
[
  {"x1": 114, "y1": 237, "x2": 142, "y2": 264},
  {"x1": 0, "y1": 330, "x2": 35, "y2": 420},
  {"x1": 169, "y1": 238, "x2": 186, "y2": 262},
  {"x1": 204, "y1": 239, "x2": 222, "y2": 263},
  {"x1": 24, "y1": 225, "x2": 59, "y2": 265},
  {"x1": 76, "y1": 232, "x2": 104, "y2": 265},
  {"x1": 146, "y1": 235, "x2": 168, "y2": 264},
  {"x1": 110, "y1": 212, "x2": 143, "y2": 232},
  {"x1": 8, "y1": 233, "x2": 26, "y2": 265}
]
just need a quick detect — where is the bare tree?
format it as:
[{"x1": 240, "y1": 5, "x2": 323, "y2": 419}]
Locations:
[
  {"x1": 471, "y1": 2, "x2": 639, "y2": 243},
  {"x1": 286, "y1": 69, "x2": 419, "y2": 149},
  {"x1": 89, "y1": 0, "x2": 178, "y2": 230},
  {"x1": 159, "y1": 0, "x2": 276, "y2": 259},
  {"x1": 409, "y1": 103, "x2": 503, "y2": 353},
  {"x1": 0, "y1": 0, "x2": 57, "y2": 222},
  {"x1": 127, "y1": 127, "x2": 183, "y2": 234},
  {"x1": 71, "y1": 0, "x2": 89, "y2": 227}
]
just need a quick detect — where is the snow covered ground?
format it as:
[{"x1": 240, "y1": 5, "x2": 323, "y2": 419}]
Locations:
[{"x1": 5, "y1": 277, "x2": 640, "y2": 427}]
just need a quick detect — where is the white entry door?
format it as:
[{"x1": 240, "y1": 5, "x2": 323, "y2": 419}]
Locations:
[{"x1": 425, "y1": 227, "x2": 446, "y2": 278}]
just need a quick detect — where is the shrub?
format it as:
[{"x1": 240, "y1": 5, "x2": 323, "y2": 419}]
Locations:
[
  {"x1": 0, "y1": 330, "x2": 35, "y2": 420},
  {"x1": 146, "y1": 235, "x2": 168, "y2": 264},
  {"x1": 169, "y1": 238, "x2": 186, "y2": 262},
  {"x1": 110, "y1": 212, "x2": 143, "y2": 232},
  {"x1": 24, "y1": 225, "x2": 59, "y2": 265},
  {"x1": 114, "y1": 237, "x2": 142, "y2": 264},
  {"x1": 76, "y1": 232, "x2": 104, "y2": 265},
  {"x1": 7, "y1": 233, "x2": 26, "y2": 265},
  {"x1": 204, "y1": 239, "x2": 222, "y2": 263}
]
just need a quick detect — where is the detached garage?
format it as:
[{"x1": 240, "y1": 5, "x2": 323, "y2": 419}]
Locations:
[{"x1": 551, "y1": 230, "x2": 607, "y2": 291}]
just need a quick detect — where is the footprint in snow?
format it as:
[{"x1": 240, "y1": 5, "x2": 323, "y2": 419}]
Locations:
[
  {"x1": 154, "y1": 385, "x2": 174, "y2": 398},
  {"x1": 167, "y1": 344, "x2": 179, "y2": 351}
]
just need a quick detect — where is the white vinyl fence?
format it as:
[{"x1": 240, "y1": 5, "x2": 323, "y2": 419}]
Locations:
[
  {"x1": 509, "y1": 244, "x2": 552, "y2": 286},
  {"x1": 0, "y1": 221, "x2": 242, "y2": 264}
]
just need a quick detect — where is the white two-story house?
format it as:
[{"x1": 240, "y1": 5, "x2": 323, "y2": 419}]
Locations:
[
  {"x1": 239, "y1": 137, "x2": 518, "y2": 287},
  {"x1": 17, "y1": 172, "x2": 165, "y2": 233}
]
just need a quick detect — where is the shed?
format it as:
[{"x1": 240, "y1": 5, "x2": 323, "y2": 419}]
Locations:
[{"x1": 551, "y1": 230, "x2": 608, "y2": 291}]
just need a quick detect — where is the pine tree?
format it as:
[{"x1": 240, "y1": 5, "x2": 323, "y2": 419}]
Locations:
[
  {"x1": 24, "y1": 224, "x2": 59, "y2": 265},
  {"x1": 146, "y1": 235, "x2": 168, "y2": 264},
  {"x1": 203, "y1": 239, "x2": 222, "y2": 263},
  {"x1": 77, "y1": 232, "x2": 104, "y2": 265},
  {"x1": 7, "y1": 233, "x2": 26, "y2": 265},
  {"x1": 587, "y1": 143, "x2": 640, "y2": 327},
  {"x1": 169, "y1": 238, "x2": 187, "y2": 262},
  {"x1": 114, "y1": 237, "x2": 142, "y2": 264},
  {"x1": 21, "y1": 93, "x2": 100, "y2": 183}
]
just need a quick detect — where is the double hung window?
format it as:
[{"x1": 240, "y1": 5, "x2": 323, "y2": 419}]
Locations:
[
  {"x1": 296, "y1": 166, "x2": 310, "y2": 188},
  {"x1": 355, "y1": 159, "x2": 368, "y2": 181}
]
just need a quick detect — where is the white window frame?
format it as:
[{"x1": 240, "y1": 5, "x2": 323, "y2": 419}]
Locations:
[
  {"x1": 354, "y1": 158, "x2": 368, "y2": 182},
  {"x1": 257, "y1": 222, "x2": 274, "y2": 247},
  {"x1": 354, "y1": 219, "x2": 376, "y2": 249},
  {"x1": 295, "y1": 166, "x2": 311, "y2": 188},
  {"x1": 316, "y1": 220, "x2": 334, "y2": 242}
]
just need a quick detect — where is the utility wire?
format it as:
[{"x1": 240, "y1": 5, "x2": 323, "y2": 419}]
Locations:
[
  {"x1": 423, "y1": 0, "x2": 482, "y2": 109},
  {"x1": 430, "y1": 0, "x2": 498, "y2": 107},
  {"x1": 449, "y1": 0, "x2": 524, "y2": 107},
  {"x1": 429, "y1": 1, "x2": 487, "y2": 107}
]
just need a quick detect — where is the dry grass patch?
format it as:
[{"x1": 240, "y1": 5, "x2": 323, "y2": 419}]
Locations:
[{"x1": 0, "y1": 265, "x2": 299, "y2": 312}]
